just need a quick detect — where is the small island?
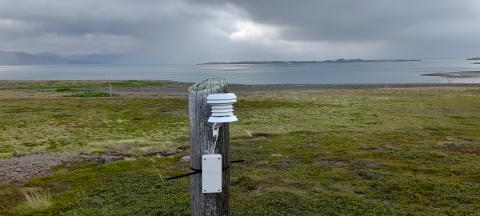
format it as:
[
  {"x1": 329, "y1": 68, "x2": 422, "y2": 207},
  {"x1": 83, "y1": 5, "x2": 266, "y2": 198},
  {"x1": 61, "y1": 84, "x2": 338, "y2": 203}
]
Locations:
[
  {"x1": 422, "y1": 71, "x2": 480, "y2": 78},
  {"x1": 466, "y1": 57, "x2": 480, "y2": 60},
  {"x1": 473, "y1": 62, "x2": 480, "y2": 64},
  {"x1": 199, "y1": 59, "x2": 421, "y2": 65}
]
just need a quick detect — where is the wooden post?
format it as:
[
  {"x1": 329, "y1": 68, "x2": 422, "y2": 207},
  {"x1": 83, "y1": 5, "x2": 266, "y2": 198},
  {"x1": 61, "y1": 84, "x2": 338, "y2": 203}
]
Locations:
[
  {"x1": 188, "y1": 78, "x2": 230, "y2": 216},
  {"x1": 108, "y1": 80, "x2": 112, "y2": 97}
]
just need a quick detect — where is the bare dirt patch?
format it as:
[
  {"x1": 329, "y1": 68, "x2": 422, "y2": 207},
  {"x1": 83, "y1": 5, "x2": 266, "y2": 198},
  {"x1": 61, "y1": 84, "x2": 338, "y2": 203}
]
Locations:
[
  {"x1": 0, "y1": 153, "x2": 64, "y2": 183},
  {"x1": 0, "y1": 148, "x2": 182, "y2": 183}
]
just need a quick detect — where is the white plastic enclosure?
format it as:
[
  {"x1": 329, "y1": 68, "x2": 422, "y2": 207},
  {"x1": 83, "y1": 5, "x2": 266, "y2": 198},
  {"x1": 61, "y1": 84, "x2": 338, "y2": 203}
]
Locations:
[{"x1": 202, "y1": 154, "x2": 222, "y2": 193}]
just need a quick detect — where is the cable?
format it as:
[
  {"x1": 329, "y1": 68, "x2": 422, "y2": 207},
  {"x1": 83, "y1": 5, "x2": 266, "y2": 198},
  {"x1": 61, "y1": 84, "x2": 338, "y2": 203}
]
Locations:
[
  {"x1": 209, "y1": 123, "x2": 221, "y2": 153},
  {"x1": 165, "y1": 170, "x2": 200, "y2": 180},
  {"x1": 166, "y1": 160, "x2": 245, "y2": 181}
]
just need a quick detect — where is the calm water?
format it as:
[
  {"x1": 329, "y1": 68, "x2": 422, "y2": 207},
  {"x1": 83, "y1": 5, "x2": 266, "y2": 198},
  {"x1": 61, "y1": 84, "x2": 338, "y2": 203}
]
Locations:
[{"x1": 1, "y1": 58, "x2": 479, "y2": 84}]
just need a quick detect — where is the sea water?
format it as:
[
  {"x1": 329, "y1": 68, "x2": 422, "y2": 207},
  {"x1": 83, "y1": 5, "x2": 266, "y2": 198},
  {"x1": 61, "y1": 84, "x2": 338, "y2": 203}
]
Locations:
[{"x1": 0, "y1": 58, "x2": 479, "y2": 84}]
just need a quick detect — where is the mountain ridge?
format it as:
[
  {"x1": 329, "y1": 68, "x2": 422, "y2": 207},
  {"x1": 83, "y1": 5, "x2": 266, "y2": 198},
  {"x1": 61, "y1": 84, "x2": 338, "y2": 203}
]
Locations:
[{"x1": 0, "y1": 51, "x2": 128, "y2": 65}]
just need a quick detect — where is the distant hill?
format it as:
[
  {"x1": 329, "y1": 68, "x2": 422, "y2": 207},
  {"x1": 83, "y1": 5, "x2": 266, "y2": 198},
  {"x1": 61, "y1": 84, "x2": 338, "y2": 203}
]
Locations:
[
  {"x1": 0, "y1": 51, "x2": 75, "y2": 65},
  {"x1": 0, "y1": 51, "x2": 128, "y2": 65},
  {"x1": 467, "y1": 57, "x2": 480, "y2": 60},
  {"x1": 199, "y1": 59, "x2": 421, "y2": 65}
]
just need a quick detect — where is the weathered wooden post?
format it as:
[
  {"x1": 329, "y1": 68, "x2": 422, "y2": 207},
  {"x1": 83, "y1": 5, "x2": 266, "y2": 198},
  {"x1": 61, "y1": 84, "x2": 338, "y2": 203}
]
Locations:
[
  {"x1": 108, "y1": 80, "x2": 112, "y2": 97},
  {"x1": 188, "y1": 78, "x2": 230, "y2": 216}
]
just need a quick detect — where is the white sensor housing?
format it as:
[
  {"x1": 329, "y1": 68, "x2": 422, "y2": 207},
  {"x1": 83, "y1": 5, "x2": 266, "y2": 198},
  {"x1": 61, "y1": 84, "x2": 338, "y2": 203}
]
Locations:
[
  {"x1": 207, "y1": 93, "x2": 238, "y2": 123},
  {"x1": 202, "y1": 154, "x2": 222, "y2": 193}
]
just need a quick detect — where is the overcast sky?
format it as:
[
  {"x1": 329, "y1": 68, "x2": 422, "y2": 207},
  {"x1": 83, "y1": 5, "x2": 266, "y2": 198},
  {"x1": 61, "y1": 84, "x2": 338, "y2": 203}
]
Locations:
[{"x1": 0, "y1": 0, "x2": 479, "y2": 63}]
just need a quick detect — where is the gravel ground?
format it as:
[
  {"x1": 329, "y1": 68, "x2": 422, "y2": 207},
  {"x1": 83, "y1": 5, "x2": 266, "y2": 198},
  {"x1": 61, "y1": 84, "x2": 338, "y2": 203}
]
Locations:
[
  {"x1": 0, "y1": 152, "x2": 128, "y2": 182},
  {"x1": 0, "y1": 153, "x2": 64, "y2": 183},
  {"x1": 0, "y1": 150, "x2": 181, "y2": 183},
  {"x1": 0, "y1": 152, "x2": 130, "y2": 183}
]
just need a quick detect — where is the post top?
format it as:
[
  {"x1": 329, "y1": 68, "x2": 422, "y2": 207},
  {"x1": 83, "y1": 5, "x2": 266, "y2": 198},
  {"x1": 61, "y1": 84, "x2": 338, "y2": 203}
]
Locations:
[{"x1": 188, "y1": 78, "x2": 226, "y2": 92}]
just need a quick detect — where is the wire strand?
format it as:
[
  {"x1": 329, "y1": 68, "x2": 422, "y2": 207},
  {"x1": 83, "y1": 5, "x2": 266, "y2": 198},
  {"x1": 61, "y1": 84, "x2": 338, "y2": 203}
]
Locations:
[{"x1": 210, "y1": 123, "x2": 220, "y2": 153}]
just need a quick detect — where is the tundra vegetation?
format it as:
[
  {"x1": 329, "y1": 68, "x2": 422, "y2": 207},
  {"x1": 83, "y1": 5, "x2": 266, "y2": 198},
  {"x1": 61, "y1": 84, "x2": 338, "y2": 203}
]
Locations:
[{"x1": 0, "y1": 81, "x2": 479, "y2": 215}]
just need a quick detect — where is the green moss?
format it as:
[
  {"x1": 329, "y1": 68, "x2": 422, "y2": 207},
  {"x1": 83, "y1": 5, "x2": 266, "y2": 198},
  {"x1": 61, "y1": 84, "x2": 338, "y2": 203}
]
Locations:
[
  {"x1": 109, "y1": 80, "x2": 168, "y2": 87},
  {"x1": 0, "y1": 80, "x2": 170, "y2": 90},
  {"x1": 0, "y1": 152, "x2": 13, "y2": 159},
  {"x1": 3, "y1": 128, "x2": 478, "y2": 215},
  {"x1": 0, "y1": 97, "x2": 188, "y2": 154},
  {"x1": 55, "y1": 87, "x2": 75, "y2": 92},
  {"x1": 87, "y1": 147, "x2": 105, "y2": 154},
  {"x1": 1, "y1": 85, "x2": 480, "y2": 215},
  {"x1": 67, "y1": 91, "x2": 113, "y2": 97}
]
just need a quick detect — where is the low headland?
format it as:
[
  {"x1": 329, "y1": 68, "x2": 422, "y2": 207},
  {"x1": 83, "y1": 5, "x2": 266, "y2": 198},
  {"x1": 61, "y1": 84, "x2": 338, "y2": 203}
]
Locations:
[
  {"x1": 199, "y1": 59, "x2": 421, "y2": 65},
  {"x1": 466, "y1": 57, "x2": 480, "y2": 60},
  {"x1": 422, "y1": 71, "x2": 480, "y2": 78}
]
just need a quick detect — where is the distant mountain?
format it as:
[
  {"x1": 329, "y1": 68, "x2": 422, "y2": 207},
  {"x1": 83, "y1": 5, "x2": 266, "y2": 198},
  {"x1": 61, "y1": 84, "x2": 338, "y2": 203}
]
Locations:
[
  {"x1": 0, "y1": 51, "x2": 75, "y2": 65},
  {"x1": 0, "y1": 50, "x2": 129, "y2": 65},
  {"x1": 467, "y1": 57, "x2": 480, "y2": 60},
  {"x1": 199, "y1": 59, "x2": 421, "y2": 65}
]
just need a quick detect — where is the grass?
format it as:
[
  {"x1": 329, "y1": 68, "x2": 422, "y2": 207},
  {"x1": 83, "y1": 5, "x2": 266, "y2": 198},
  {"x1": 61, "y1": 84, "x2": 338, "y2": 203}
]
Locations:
[
  {"x1": 0, "y1": 152, "x2": 13, "y2": 159},
  {"x1": 55, "y1": 87, "x2": 75, "y2": 92},
  {"x1": 87, "y1": 147, "x2": 105, "y2": 154},
  {"x1": 67, "y1": 91, "x2": 113, "y2": 97},
  {"x1": 15, "y1": 188, "x2": 52, "y2": 211},
  {"x1": 0, "y1": 97, "x2": 188, "y2": 155},
  {"x1": 1, "y1": 85, "x2": 480, "y2": 215},
  {"x1": 0, "y1": 80, "x2": 171, "y2": 90}
]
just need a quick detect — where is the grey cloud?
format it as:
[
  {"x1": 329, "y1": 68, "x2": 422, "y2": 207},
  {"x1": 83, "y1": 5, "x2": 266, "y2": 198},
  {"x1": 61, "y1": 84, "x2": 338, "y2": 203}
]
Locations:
[
  {"x1": 224, "y1": 0, "x2": 478, "y2": 41},
  {"x1": 0, "y1": 0, "x2": 479, "y2": 63},
  {"x1": 222, "y1": 0, "x2": 480, "y2": 58}
]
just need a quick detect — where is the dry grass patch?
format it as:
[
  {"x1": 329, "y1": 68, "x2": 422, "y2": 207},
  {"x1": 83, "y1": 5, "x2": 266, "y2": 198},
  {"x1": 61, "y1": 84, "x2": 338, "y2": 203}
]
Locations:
[{"x1": 16, "y1": 188, "x2": 52, "y2": 211}]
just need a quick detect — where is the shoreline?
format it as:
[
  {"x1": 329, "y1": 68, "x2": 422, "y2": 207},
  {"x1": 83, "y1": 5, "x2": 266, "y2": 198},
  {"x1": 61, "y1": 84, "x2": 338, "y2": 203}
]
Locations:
[
  {"x1": 1, "y1": 80, "x2": 479, "y2": 99},
  {"x1": 1, "y1": 80, "x2": 480, "y2": 89}
]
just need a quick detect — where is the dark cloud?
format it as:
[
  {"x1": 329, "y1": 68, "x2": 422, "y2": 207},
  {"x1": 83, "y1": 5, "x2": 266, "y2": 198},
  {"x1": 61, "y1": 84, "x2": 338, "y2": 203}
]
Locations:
[
  {"x1": 0, "y1": 0, "x2": 479, "y2": 63},
  {"x1": 223, "y1": 0, "x2": 475, "y2": 40},
  {"x1": 224, "y1": 0, "x2": 480, "y2": 58}
]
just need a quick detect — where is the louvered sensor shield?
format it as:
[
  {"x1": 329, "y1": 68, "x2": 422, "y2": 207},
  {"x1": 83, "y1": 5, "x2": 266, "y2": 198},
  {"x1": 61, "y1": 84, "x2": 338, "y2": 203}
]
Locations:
[{"x1": 207, "y1": 93, "x2": 238, "y2": 123}]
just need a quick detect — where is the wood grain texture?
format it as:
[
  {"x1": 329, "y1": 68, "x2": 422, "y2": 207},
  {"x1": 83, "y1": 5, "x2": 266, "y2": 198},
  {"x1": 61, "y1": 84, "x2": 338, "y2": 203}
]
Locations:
[{"x1": 188, "y1": 78, "x2": 230, "y2": 216}]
